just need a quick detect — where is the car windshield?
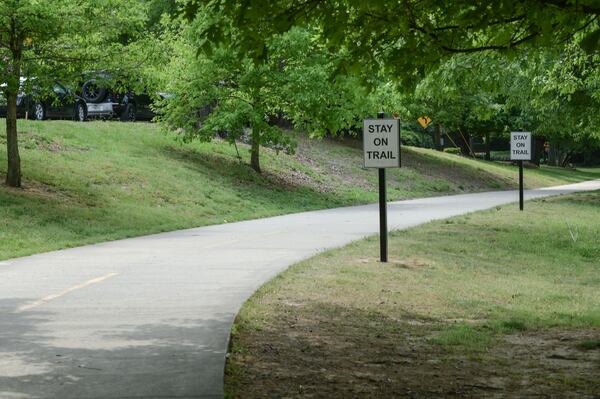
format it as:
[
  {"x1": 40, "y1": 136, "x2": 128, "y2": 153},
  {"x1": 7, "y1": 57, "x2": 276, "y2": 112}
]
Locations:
[{"x1": 53, "y1": 84, "x2": 68, "y2": 96}]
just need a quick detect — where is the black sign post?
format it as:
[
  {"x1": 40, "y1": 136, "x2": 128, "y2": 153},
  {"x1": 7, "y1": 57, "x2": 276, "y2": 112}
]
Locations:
[
  {"x1": 377, "y1": 112, "x2": 388, "y2": 262},
  {"x1": 519, "y1": 160, "x2": 524, "y2": 211}
]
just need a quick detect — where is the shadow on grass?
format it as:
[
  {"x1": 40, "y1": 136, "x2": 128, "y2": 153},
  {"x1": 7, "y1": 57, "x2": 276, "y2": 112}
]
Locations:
[
  {"x1": 404, "y1": 150, "x2": 515, "y2": 190},
  {"x1": 161, "y1": 145, "x2": 353, "y2": 209},
  {"x1": 533, "y1": 166, "x2": 600, "y2": 183},
  {"x1": 227, "y1": 300, "x2": 600, "y2": 399}
]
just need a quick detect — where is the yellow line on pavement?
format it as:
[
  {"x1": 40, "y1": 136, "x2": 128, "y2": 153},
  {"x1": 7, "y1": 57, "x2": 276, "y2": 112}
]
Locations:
[{"x1": 14, "y1": 272, "x2": 119, "y2": 314}]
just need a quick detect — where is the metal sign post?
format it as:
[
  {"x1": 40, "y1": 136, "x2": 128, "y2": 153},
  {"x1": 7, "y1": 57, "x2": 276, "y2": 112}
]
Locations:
[
  {"x1": 379, "y1": 166, "x2": 387, "y2": 261},
  {"x1": 519, "y1": 160, "x2": 524, "y2": 210},
  {"x1": 510, "y1": 132, "x2": 532, "y2": 211},
  {"x1": 364, "y1": 113, "x2": 401, "y2": 262}
]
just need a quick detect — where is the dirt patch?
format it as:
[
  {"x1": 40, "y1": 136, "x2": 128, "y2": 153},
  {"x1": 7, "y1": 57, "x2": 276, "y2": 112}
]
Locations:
[
  {"x1": 497, "y1": 329, "x2": 600, "y2": 395},
  {"x1": 294, "y1": 137, "x2": 374, "y2": 191},
  {"x1": 10, "y1": 131, "x2": 90, "y2": 152},
  {"x1": 1, "y1": 178, "x2": 77, "y2": 203},
  {"x1": 262, "y1": 167, "x2": 335, "y2": 194},
  {"x1": 226, "y1": 304, "x2": 600, "y2": 398},
  {"x1": 358, "y1": 257, "x2": 431, "y2": 269},
  {"x1": 401, "y1": 150, "x2": 512, "y2": 191}
]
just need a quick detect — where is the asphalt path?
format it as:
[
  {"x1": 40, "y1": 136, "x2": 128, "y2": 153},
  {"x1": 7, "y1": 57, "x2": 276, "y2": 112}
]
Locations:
[{"x1": 1, "y1": 180, "x2": 600, "y2": 398}]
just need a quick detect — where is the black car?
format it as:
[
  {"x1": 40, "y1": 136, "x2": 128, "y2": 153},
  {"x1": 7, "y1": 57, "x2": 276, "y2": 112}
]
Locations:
[
  {"x1": 29, "y1": 82, "x2": 88, "y2": 122},
  {"x1": 81, "y1": 76, "x2": 158, "y2": 121},
  {"x1": 1, "y1": 80, "x2": 87, "y2": 122},
  {"x1": 0, "y1": 92, "x2": 29, "y2": 118},
  {"x1": 0, "y1": 78, "x2": 30, "y2": 118}
]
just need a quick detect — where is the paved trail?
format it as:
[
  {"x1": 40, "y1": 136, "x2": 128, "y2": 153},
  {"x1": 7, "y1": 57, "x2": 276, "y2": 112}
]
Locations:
[{"x1": 1, "y1": 180, "x2": 599, "y2": 398}]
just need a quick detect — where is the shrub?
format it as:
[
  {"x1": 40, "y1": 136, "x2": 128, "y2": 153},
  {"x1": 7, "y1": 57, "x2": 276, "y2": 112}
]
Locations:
[
  {"x1": 443, "y1": 147, "x2": 462, "y2": 155},
  {"x1": 402, "y1": 129, "x2": 433, "y2": 148}
]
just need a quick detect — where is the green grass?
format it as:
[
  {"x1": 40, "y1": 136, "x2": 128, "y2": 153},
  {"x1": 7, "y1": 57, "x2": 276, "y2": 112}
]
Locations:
[
  {"x1": 578, "y1": 339, "x2": 600, "y2": 350},
  {"x1": 226, "y1": 191, "x2": 600, "y2": 397},
  {"x1": 1, "y1": 119, "x2": 599, "y2": 260}
]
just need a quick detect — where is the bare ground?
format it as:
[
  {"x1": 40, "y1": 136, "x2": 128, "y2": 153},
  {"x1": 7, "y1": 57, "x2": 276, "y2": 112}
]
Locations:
[{"x1": 225, "y1": 303, "x2": 600, "y2": 398}]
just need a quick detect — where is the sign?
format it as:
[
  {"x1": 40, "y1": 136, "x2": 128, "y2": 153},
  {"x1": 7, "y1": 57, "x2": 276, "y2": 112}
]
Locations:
[
  {"x1": 511, "y1": 131, "x2": 530, "y2": 211},
  {"x1": 510, "y1": 131, "x2": 531, "y2": 160},
  {"x1": 363, "y1": 119, "x2": 400, "y2": 168},
  {"x1": 417, "y1": 116, "x2": 431, "y2": 129}
]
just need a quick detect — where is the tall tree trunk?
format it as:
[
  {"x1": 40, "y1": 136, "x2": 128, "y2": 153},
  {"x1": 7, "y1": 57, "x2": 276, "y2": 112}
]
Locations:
[
  {"x1": 6, "y1": 26, "x2": 23, "y2": 187},
  {"x1": 434, "y1": 124, "x2": 441, "y2": 151},
  {"x1": 5, "y1": 90, "x2": 21, "y2": 187},
  {"x1": 548, "y1": 141, "x2": 559, "y2": 166},
  {"x1": 250, "y1": 125, "x2": 261, "y2": 173},
  {"x1": 531, "y1": 136, "x2": 543, "y2": 166},
  {"x1": 484, "y1": 132, "x2": 491, "y2": 160},
  {"x1": 583, "y1": 148, "x2": 593, "y2": 166}
]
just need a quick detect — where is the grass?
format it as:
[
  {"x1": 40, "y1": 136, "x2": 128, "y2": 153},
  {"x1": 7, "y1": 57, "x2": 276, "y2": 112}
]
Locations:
[
  {"x1": 578, "y1": 339, "x2": 600, "y2": 350},
  {"x1": 225, "y1": 191, "x2": 600, "y2": 398},
  {"x1": 0, "y1": 119, "x2": 599, "y2": 260}
]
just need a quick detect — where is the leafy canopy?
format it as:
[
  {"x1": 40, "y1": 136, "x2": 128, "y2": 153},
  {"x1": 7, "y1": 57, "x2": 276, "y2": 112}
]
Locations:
[
  {"x1": 157, "y1": 15, "x2": 370, "y2": 171},
  {"x1": 183, "y1": 0, "x2": 600, "y2": 87}
]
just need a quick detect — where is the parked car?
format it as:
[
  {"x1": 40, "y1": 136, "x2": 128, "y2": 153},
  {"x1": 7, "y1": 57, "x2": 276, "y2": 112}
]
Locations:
[
  {"x1": 80, "y1": 75, "x2": 162, "y2": 121},
  {"x1": 0, "y1": 78, "x2": 30, "y2": 118},
  {"x1": 0, "y1": 92, "x2": 29, "y2": 118},
  {"x1": 1, "y1": 80, "x2": 87, "y2": 122},
  {"x1": 29, "y1": 82, "x2": 88, "y2": 122}
]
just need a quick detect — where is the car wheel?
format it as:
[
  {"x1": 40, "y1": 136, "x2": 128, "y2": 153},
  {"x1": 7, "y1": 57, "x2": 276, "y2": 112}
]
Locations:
[
  {"x1": 75, "y1": 102, "x2": 87, "y2": 122},
  {"x1": 33, "y1": 103, "x2": 45, "y2": 121},
  {"x1": 82, "y1": 79, "x2": 108, "y2": 103},
  {"x1": 121, "y1": 103, "x2": 136, "y2": 122}
]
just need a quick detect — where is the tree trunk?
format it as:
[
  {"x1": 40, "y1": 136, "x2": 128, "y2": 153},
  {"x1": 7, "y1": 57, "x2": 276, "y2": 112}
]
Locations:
[
  {"x1": 434, "y1": 124, "x2": 441, "y2": 151},
  {"x1": 548, "y1": 142, "x2": 560, "y2": 166},
  {"x1": 531, "y1": 136, "x2": 543, "y2": 166},
  {"x1": 250, "y1": 126, "x2": 261, "y2": 173},
  {"x1": 460, "y1": 130, "x2": 473, "y2": 157},
  {"x1": 5, "y1": 27, "x2": 23, "y2": 187},
  {"x1": 484, "y1": 132, "x2": 491, "y2": 160},
  {"x1": 5, "y1": 90, "x2": 21, "y2": 187},
  {"x1": 583, "y1": 148, "x2": 593, "y2": 166}
]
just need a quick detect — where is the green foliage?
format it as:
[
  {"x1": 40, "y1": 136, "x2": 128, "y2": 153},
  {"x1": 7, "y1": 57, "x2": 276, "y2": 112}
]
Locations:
[
  {"x1": 0, "y1": 0, "x2": 148, "y2": 90},
  {"x1": 157, "y1": 17, "x2": 370, "y2": 171},
  {"x1": 398, "y1": 44, "x2": 600, "y2": 161},
  {"x1": 577, "y1": 339, "x2": 600, "y2": 350},
  {"x1": 402, "y1": 52, "x2": 508, "y2": 142},
  {"x1": 178, "y1": 0, "x2": 600, "y2": 163},
  {"x1": 443, "y1": 147, "x2": 462, "y2": 155},
  {"x1": 183, "y1": 0, "x2": 600, "y2": 89},
  {"x1": 402, "y1": 129, "x2": 433, "y2": 148}
]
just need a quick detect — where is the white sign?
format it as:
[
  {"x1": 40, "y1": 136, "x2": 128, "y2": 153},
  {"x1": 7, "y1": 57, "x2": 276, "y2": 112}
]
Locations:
[
  {"x1": 510, "y1": 131, "x2": 531, "y2": 160},
  {"x1": 363, "y1": 119, "x2": 400, "y2": 168}
]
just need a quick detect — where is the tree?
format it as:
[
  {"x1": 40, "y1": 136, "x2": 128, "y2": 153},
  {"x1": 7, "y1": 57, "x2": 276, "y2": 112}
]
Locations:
[
  {"x1": 180, "y1": 1, "x2": 600, "y2": 167},
  {"x1": 514, "y1": 43, "x2": 600, "y2": 165},
  {"x1": 157, "y1": 19, "x2": 369, "y2": 173},
  {"x1": 183, "y1": 0, "x2": 600, "y2": 88},
  {"x1": 404, "y1": 44, "x2": 600, "y2": 164},
  {"x1": 399, "y1": 52, "x2": 511, "y2": 156},
  {"x1": 0, "y1": 0, "x2": 146, "y2": 187}
]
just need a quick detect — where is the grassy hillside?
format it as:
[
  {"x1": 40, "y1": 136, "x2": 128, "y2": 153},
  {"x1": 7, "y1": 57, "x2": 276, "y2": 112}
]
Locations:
[
  {"x1": 0, "y1": 119, "x2": 598, "y2": 260},
  {"x1": 225, "y1": 191, "x2": 600, "y2": 398}
]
